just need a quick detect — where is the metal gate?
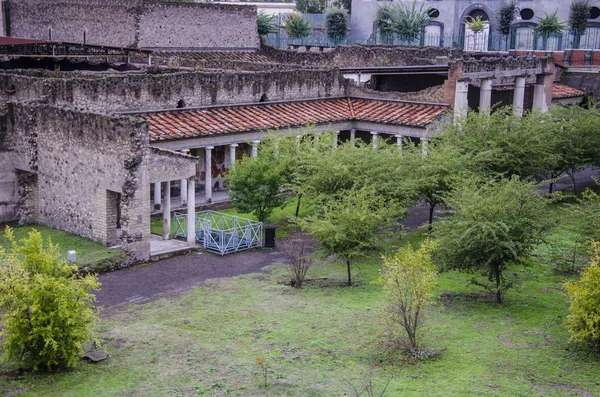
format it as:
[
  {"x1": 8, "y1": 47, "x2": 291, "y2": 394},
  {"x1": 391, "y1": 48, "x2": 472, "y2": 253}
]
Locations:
[{"x1": 173, "y1": 211, "x2": 263, "y2": 255}]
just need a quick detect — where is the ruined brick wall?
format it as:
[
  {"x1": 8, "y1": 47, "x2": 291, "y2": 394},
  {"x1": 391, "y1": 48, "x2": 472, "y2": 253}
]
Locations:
[
  {"x1": 3, "y1": 101, "x2": 152, "y2": 262},
  {"x1": 138, "y1": 2, "x2": 259, "y2": 49},
  {"x1": 0, "y1": 69, "x2": 347, "y2": 112},
  {"x1": 6, "y1": 0, "x2": 259, "y2": 50},
  {"x1": 6, "y1": 0, "x2": 139, "y2": 47}
]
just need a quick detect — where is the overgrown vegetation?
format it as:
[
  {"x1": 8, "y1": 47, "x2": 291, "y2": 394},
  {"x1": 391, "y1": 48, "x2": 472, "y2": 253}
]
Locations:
[
  {"x1": 285, "y1": 12, "x2": 313, "y2": 39},
  {"x1": 325, "y1": 7, "x2": 348, "y2": 41},
  {"x1": 257, "y1": 11, "x2": 277, "y2": 36},
  {"x1": 295, "y1": 0, "x2": 325, "y2": 14}
]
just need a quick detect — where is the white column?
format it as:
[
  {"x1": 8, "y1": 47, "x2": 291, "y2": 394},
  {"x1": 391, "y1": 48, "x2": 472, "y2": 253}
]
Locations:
[
  {"x1": 513, "y1": 76, "x2": 526, "y2": 117},
  {"x1": 479, "y1": 79, "x2": 492, "y2": 113},
  {"x1": 454, "y1": 80, "x2": 469, "y2": 123},
  {"x1": 180, "y1": 149, "x2": 189, "y2": 206},
  {"x1": 421, "y1": 138, "x2": 429, "y2": 156},
  {"x1": 162, "y1": 181, "x2": 171, "y2": 240},
  {"x1": 370, "y1": 131, "x2": 379, "y2": 148},
  {"x1": 186, "y1": 179, "x2": 196, "y2": 247},
  {"x1": 229, "y1": 144, "x2": 238, "y2": 168},
  {"x1": 350, "y1": 129, "x2": 356, "y2": 144},
  {"x1": 251, "y1": 140, "x2": 260, "y2": 157},
  {"x1": 205, "y1": 146, "x2": 214, "y2": 204},
  {"x1": 153, "y1": 182, "x2": 161, "y2": 210},
  {"x1": 395, "y1": 134, "x2": 404, "y2": 150},
  {"x1": 532, "y1": 75, "x2": 549, "y2": 113}
]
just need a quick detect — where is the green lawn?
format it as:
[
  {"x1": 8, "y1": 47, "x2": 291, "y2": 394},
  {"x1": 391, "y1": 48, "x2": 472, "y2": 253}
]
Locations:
[
  {"x1": 0, "y1": 224, "x2": 122, "y2": 266},
  {"x1": 1, "y1": 204, "x2": 599, "y2": 396}
]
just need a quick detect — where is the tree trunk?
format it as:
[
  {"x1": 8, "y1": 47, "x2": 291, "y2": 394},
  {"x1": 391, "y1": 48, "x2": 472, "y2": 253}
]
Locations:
[
  {"x1": 569, "y1": 171, "x2": 577, "y2": 194},
  {"x1": 428, "y1": 203, "x2": 436, "y2": 233},
  {"x1": 494, "y1": 263, "x2": 503, "y2": 304},
  {"x1": 548, "y1": 182, "x2": 553, "y2": 194},
  {"x1": 346, "y1": 258, "x2": 352, "y2": 286},
  {"x1": 295, "y1": 194, "x2": 302, "y2": 218}
]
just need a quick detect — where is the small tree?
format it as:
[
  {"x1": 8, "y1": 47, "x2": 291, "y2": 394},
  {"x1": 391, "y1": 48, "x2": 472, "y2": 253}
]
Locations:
[
  {"x1": 285, "y1": 12, "x2": 312, "y2": 39},
  {"x1": 375, "y1": 4, "x2": 395, "y2": 40},
  {"x1": 378, "y1": 240, "x2": 438, "y2": 354},
  {"x1": 497, "y1": 0, "x2": 516, "y2": 36},
  {"x1": 279, "y1": 234, "x2": 313, "y2": 288},
  {"x1": 434, "y1": 177, "x2": 550, "y2": 303},
  {"x1": 569, "y1": 0, "x2": 591, "y2": 48},
  {"x1": 257, "y1": 12, "x2": 277, "y2": 36},
  {"x1": 226, "y1": 138, "x2": 293, "y2": 223},
  {"x1": 300, "y1": 187, "x2": 401, "y2": 286},
  {"x1": 326, "y1": 8, "x2": 348, "y2": 42},
  {"x1": 0, "y1": 228, "x2": 100, "y2": 371},
  {"x1": 390, "y1": 0, "x2": 431, "y2": 42},
  {"x1": 563, "y1": 240, "x2": 600, "y2": 351}
]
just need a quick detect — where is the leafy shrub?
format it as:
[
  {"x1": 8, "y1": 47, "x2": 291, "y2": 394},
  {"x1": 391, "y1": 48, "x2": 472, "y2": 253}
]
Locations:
[
  {"x1": 0, "y1": 228, "x2": 100, "y2": 371},
  {"x1": 378, "y1": 240, "x2": 438, "y2": 354},
  {"x1": 295, "y1": 0, "x2": 325, "y2": 14},
  {"x1": 325, "y1": 8, "x2": 348, "y2": 41},
  {"x1": 563, "y1": 240, "x2": 600, "y2": 351},
  {"x1": 257, "y1": 12, "x2": 277, "y2": 36},
  {"x1": 375, "y1": 5, "x2": 395, "y2": 37},
  {"x1": 569, "y1": 0, "x2": 591, "y2": 34},
  {"x1": 285, "y1": 12, "x2": 312, "y2": 39},
  {"x1": 534, "y1": 10, "x2": 566, "y2": 35},
  {"x1": 465, "y1": 15, "x2": 488, "y2": 34},
  {"x1": 279, "y1": 235, "x2": 313, "y2": 288},
  {"x1": 390, "y1": 0, "x2": 431, "y2": 41}
]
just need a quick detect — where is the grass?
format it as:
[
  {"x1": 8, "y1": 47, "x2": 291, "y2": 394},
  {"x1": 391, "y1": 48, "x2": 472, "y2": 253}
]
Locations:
[
  {"x1": 0, "y1": 224, "x2": 122, "y2": 266},
  {"x1": 2, "y1": 203, "x2": 600, "y2": 396},
  {"x1": 151, "y1": 199, "x2": 311, "y2": 239}
]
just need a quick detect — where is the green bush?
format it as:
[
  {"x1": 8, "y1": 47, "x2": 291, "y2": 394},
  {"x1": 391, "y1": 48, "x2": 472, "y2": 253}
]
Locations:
[
  {"x1": 0, "y1": 228, "x2": 100, "y2": 371},
  {"x1": 564, "y1": 240, "x2": 600, "y2": 351},
  {"x1": 569, "y1": 0, "x2": 591, "y2": 34},
  {"x1": 257, "y1": 11, "x2": 277, "y2": 36},
  {"x1": 325, "y1": 8, "x2": 348, "y2": 40},
  {"x1": 497, "y1": 0, "x2": 516, "y2": 36},
  {"x1": 285, "y1": 12, "x2": 312, "y2": 39}
]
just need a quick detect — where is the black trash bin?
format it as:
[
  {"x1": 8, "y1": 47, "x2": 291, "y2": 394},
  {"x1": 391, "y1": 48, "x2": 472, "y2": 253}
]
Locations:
[{"x1": 264, "y1": 224, "x2": 277, "y2": 248}]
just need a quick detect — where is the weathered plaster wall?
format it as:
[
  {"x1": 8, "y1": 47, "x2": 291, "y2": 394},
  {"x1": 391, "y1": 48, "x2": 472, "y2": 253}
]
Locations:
[
  {"x1": 2, "y1": 101, "x2": 151, "y2": 262},
  {"x1": 0, "y1": 69, "x2": 347, "y2": 112},
  {"x1": 562, "y1": 70, "x2": 600, "y2": 100},
  {"x1": 6, "y1": 0, "x2": 260, "y2": 50}
]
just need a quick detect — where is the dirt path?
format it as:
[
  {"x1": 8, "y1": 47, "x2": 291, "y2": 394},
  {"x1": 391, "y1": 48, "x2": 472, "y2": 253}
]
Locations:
[{"x1": 96, "y1": 168, "x2": 600, "y2": 308}]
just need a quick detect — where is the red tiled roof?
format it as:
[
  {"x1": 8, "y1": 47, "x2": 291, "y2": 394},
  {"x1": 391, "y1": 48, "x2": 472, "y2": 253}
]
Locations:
[
  {"x1": 0, "y1": 36, "x2": 53, "y2": 45},
  {"x1": 140, "y1": 98, "x2": 449, "y2": 142},
  {"x1": 493, "y1": 82, "x2": 584, "y2": 99},
  {"x1": 552, "y1": 83, "x2": 585, "y2": 99}
]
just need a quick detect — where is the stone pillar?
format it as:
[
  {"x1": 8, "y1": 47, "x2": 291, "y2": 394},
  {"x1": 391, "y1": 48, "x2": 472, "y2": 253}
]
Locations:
[
  {"x1": 532, "y1": 75, "x2": 549, "y2": 113},
  {"x1": 205, "y1": 146, "x2": 214, "y2": 204},
  {"x1": 395, "y1": 134, "x2": 404, "y2": 150},
  {"x1": 454, "y1": 80, "x2": 469, "y2": 123},
  {"x1": 180, "y1": 149, "x2": 189, "y2": 206},
  {"x1": 187, "y1": 179, "x2": 196, "y2": 247},
  {"x1": 153, "y1": 182, "x2": 161, "y2": 211},
  {"x1": 479, "y1": 79, "x2": 492, "y2": 113},
  {"x1": 421, "y1": 138, "x2": 429, "y2": 156},
  {"x1": 513, "y1": 76, "x2": 526, "y2": 117},
  {"x1": 229, "y1": 144, "x2": 238, "y2": 168},
  {"x1": 162, "y1": 181, "x2": 171, "y2": 240},
  {"x1": 251, "y1": 140, "x2": 260, "y2": 157},
  {"x1": 370, "y1": 131, "x2": 379, "y2": 148},
  {"x1": 350, "y1": 129, "x2": 356, "y2": 144}
]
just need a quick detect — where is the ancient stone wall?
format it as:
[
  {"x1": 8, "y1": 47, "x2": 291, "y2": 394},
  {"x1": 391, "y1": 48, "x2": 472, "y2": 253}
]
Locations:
[
  {"x1": 6, "y1": 0, "x2": 259, "y2": 50},
  {"x1": 562, "y1": 71, "x2": 600, "y2": 100},
  {"x1": 0, "y1": 69, "x2": 347, "y2": 112},
  {"x1": 2, "y1": 101, "x2": 151, "y2": 262}
]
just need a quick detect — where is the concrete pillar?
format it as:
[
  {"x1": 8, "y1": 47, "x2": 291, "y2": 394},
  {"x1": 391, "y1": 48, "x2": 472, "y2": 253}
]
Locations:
[
  {"x1": 395, "y1": 134, "x2": 404, "y2": 150},
  {"x1": 350, "y1": 129, "x2": 356, "y2": 144},
  {"x1": 229, "y1": 143, "x2": 238, "y2": 168},
  {"x1": 454, "y1": 80, "x2": 469, "y2": 123},
  {"x1": 479, "y1": 79, "x2": 492, "y2": 113},
  {"x1": 421, "y1": 138, "x2": 429, "y2": 156},
  {"x1": 153, "y1": 182, "x2": 161, "y2": 211},
  {"x1": 205, "y1": 146, "x2": 214, "y2": 204},
  {"x1": 251, "y1": 140, "x2": 260, "y2": 157},
  {"x1": 187, "y1": 179, "x2": 196, "y2": 247},
  {"x1": 370, "y1": 131, "x2": 379, "y2": 148},
  {"x1": 532, "y1": 75, "x2": 549, "y2": 113},
  {"x1": 162, "y1": 181, "x2": 171, "y2": 240},
  {"x1": 513, "y1": 76, "x2": 526, "y2": 117}
]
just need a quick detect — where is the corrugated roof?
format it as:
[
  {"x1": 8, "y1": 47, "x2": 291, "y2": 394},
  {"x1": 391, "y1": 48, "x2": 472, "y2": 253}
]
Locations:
[{"x1": 139, "y1": 98, "x2": 449, "y2": 142}]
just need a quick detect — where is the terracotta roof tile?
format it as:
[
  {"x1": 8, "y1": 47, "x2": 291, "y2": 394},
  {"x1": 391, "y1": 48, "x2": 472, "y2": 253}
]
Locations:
[
  {"x1": 140, "y1": 98, "x2": 449, "y2": 142},
  {"x1": 552, "y1": 83, "x2": 585, "y2": 99}
]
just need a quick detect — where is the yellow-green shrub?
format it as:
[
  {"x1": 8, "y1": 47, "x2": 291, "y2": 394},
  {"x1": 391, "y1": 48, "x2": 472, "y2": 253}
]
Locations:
[
  {"x1": 563, "y1": 240, "x2": 600, "y2": 351},
  {"x1": 0, "y1": 228, "x2": 100, "y2": 371}
]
